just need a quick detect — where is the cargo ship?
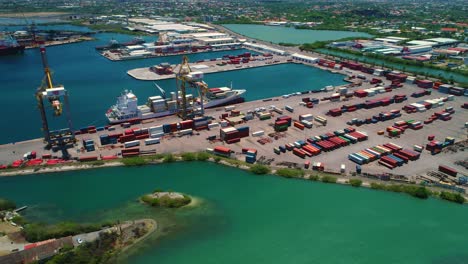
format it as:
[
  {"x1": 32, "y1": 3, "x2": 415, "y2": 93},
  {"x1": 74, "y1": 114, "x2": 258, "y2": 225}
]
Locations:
[
  {"x1": 106, "y1": 86, "x2": 246, "y2": 124},
  {"x1": 0, "y1": 34, "x2": 25, "y2": 56},
  {"x1": 95, "y1": 37, "x2": 145, "y2": 51}
]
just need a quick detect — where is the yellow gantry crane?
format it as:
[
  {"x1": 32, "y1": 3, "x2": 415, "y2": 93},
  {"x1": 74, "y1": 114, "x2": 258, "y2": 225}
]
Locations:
[
  {"x1": 175, "y1": 56, "x2": 209, "y2": 120},
  {"x1": 35, "y1": 46, "x2": 75, "y2": 158}
]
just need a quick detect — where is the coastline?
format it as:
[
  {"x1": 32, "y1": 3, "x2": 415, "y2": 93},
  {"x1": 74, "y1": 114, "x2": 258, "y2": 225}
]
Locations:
[{"x1": 1, "y1": 154, "x2": 466, "y2": 203}]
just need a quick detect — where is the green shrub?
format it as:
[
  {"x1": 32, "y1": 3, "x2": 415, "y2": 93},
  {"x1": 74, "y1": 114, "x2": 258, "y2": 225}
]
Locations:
[
  {"x1": 0, "y1": 198, "x2": 16, "y2": 211},
  {"x1": 181, "y1": 152, "x2": 196, "y2": 161},
  {"x1": 309, "y1": 175, "x2": 320, "y2": 181},
  {"x1": 321, "y1": 175, "x2": 337, "y2": 183},
  {"x1": 11, "y1": 215, "x2": 27, "y2": 225},
  {"x1": 196, "y1": 152, "x2": 210, "y2": 161},
  {"x1": 249, "y1": 164, "x2": 270, "y2": 175},
  {"x1": 162, "y1": 153, "x2": 175, "y2": 163},
  {"x1": 349, "y1": 179, "x2": 362, "y2": 187},
  {"x1": 370, "y1": 183, "x2": 429, "y2": 199},
  {"x1": 214, "y1": 157, "x2": 221, "y2": 163},
  {"x1": 276, "y1": 168, "x2": 304, "y2": 178},
  {"x1": 440, "y1": 191, "x2": 465, "y2": 204},
  {"x1": 122, "y1": 157, "x2": 147, "y2": 166},
  {"x1": 22, "y1": 221, "x2": 112, "y2": 242}
]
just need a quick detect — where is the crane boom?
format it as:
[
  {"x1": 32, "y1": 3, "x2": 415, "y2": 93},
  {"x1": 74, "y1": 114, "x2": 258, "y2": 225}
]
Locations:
[{"x1": 40, "y1": 46, "x2": 54, "y2": 89}]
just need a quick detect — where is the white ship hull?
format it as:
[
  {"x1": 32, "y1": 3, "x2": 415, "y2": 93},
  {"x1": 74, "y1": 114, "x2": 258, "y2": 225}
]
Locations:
[{"x1": 106, "y1": 89, "x2": 246, "y2": 124}]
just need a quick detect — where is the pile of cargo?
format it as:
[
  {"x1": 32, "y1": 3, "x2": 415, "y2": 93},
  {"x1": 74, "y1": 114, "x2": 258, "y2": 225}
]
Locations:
[
  {"x1": 220, "y1": 126, "x2": 249, "y2": 144},
  {"x1": 301, "y1": 97, "x2": 319, "y2": 108},
  {"x1": 274, "y1": 127, "x2": 367, "y2": 158},
  {"x1": 426, "y1": 137, "x2": 455, "y2": 155},
  {"x1": 274, "y1": 116, "x2": 292, "y2": 132},
  {"x1": 348, "y1": 142, "x2": 420, "y2": 169},
  {"x1": 347, "y1": 110, "x2": 402, "y2": 126},
  {"x1": 242, "y1": 148, "x2": 257, "y2": 164},
  {"x1": 328, "y1": 95, "x2": 407, "y2": 117},
  {"x1": 403, "y1": 96, "x2": 453, "y2": 113},
  {"x1": 82, "y1": 139, "x2": 95, "y2": 152}
]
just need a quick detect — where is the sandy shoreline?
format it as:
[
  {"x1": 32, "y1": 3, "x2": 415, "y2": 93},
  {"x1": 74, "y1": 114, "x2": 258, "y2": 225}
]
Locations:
[{"x1": 0, "y1": 12, "x2": 69, "y2": 18}]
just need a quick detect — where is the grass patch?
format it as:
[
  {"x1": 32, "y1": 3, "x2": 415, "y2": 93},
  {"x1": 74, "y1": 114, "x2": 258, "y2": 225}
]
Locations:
[
  {"x1": 122, "y1": 157, "x2": 148, "y2": 166},
  {"x1": 321, "y1": 175, "x2": 337, "y2": 183},
  {"x1": 162, "y1": 153, "x2": 175, "y2": 163},
  {"x1": 276, "y1": 168, "x2": 304, "y2": 178},
  {"x1": 349, "y1": 179, "x2": 363, "y2": 187},
  {"x1": 196, "y1": 152, "x2": 211, "y2": 161},
  {"x1": 309, "y1": 175, "x2": 320, "y2": 181},
  {"x1": 181, "y1": 152, "x2": 196, "y2": 161},
  {"x1": 249, "y1": 164, "x2": 271, "y2": 175},
  {"x1": 439, "y1": 191, "x2": 465, "y2": 204}
]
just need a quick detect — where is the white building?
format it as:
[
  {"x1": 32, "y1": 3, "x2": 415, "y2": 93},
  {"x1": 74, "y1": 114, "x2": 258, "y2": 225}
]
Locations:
[{"x1": 291, "y1": 53, "x2": 318, "y2": 63}]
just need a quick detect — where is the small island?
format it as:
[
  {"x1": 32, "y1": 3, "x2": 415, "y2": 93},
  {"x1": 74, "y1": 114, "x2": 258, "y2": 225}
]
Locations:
[{"x1": 141, "y1": 189, "x2": 192, "y2": 208}]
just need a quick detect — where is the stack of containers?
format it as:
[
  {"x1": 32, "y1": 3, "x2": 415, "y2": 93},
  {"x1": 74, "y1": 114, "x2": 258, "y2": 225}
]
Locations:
[
  {"x1": 121, "y1": 147, "x2": 139, "y2": 157},
  {"x1": 87, "y1": 126, "x2": 97, "y2": 134},
  {"x1": 149, "y1": 125, "x2": 164, "y2": 138},
  {"x1": 426, "y1": 140, "x2": 443, "y2": 155},
  {"x1": 193, "y1": 117, "x2": 210, "y2": 130},
  {"x1": 214, "y1": 146, "x2": 231, "y2": 157},
  {"x1": 242, "y1": 148, "x2": 257, "y2": 164},
  {"x1": 134, "y1": 128, "x2": 149, "y2": 140},
  {"x1": 236, "y1": 126, "x2": 250, "y2": 138},
  {"x1": 82, "y1": 139, "x2": 95, "y2": 152},
  {"x1": 100, "y1": 134, "x2": 110, "y2": 146},
  {"x1": 415, "y1": 79, "x2": 433, "y2": 89},
  {"x1": 220, "y1": 127, "x2": 240, "y2": 144},
  {"x1": 180, "y1": 120, "x2": 194, "y2": 130},
  {"x1": 275, "y1": 116, "x2": 291, "y2": 132}
]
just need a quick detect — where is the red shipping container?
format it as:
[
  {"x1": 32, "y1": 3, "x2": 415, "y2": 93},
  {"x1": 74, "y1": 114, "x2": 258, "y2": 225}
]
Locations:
[{"x1": 214, "y1": 146, "x2": 231, "y2": 154}]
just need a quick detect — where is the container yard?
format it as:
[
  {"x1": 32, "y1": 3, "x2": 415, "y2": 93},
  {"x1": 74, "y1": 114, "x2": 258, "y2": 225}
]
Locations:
[{"x1": 0, "y1": 40, "x2": 467, "y2": 194}]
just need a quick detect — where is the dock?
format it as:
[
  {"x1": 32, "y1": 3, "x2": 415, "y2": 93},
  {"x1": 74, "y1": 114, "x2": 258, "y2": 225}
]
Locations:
[
  {"x1": 1, "y1": 64, "x2": 467, "y2": 179},
  {"x1": 127, "y1": 55, "x2": 290, "y2": 81}
]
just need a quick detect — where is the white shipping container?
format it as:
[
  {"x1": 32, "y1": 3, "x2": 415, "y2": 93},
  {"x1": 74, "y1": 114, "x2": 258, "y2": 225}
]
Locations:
[
  {"x1": 208, "y1": 122, "x2": 219, "y2": 129},
  {"x1": 124, "y1": 140, "x2": 140, "y2": 148},
  {"x1": 252, "y1": 130, "x2": 264, "y2": 137},
  {"x1": 179, "y1": 129, "x2": 193, "y2": 136},
  {"x1": 225, "y1": 105, "x2": 236, "y2": 111},
  {"x1": 340, "y1": 164, "x2": 346, "y2": 173},
  {"x1": 145, "y1": 138, "x2": 160, "y2": 145},
  {"x1": 220, "y1": 120, "x2": 229, "y2": 127},
  {"x1": 299, "y1": 114, "x2": 314, "y2": 121},
  {"x1": 151, "y1": 132, "x2": 164, "y2": 138}
]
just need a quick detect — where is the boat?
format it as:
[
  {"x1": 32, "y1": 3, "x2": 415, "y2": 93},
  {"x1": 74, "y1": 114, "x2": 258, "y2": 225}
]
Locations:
[
  {"x1": 106, "y1": 85, "x2": 246, "y2": 124},
  {"x1": 96, "y1": 37, "x2": 145, "y2": 51},
  {"x1": 0, "y1": 34, "x2": 25, "y2": 56}
]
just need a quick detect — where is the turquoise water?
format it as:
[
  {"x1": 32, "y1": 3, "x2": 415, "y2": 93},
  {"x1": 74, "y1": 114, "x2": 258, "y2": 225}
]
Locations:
[
  {"x1": 223, "y1": 24, "x2": 372, "y2": 44},
  {"x1": 0, "y1": 162, "x2": 467, "y2": 264},
  {"x1": 0, "y1": 26, "x2": 345, "y2": 144},
  {"x1": 317, "y1": 48, "x2": 468, "y2": 84}
]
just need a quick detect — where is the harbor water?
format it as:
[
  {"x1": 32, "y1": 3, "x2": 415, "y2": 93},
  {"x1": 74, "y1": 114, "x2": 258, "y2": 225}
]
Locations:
[
  {"x1": 0, "y1": 25, "x2": 345, "y2": 144},
  {"x1": 0, "y1": 162, "x2": 468, "y2": 264},
  {"x1": 223, "y1": 24, "x2": 372, "y2": 44}
]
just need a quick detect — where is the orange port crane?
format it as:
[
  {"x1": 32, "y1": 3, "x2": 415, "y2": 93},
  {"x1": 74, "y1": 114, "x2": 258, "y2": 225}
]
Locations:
[{"x1": 35, "y1": 46, "x2": 75, "y2": 158}]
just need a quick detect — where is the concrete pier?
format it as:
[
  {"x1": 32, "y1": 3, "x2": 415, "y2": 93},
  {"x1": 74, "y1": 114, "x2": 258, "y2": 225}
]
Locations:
[{"x1": 127, "y1": 55, "x2": 290, "y2": 81}]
